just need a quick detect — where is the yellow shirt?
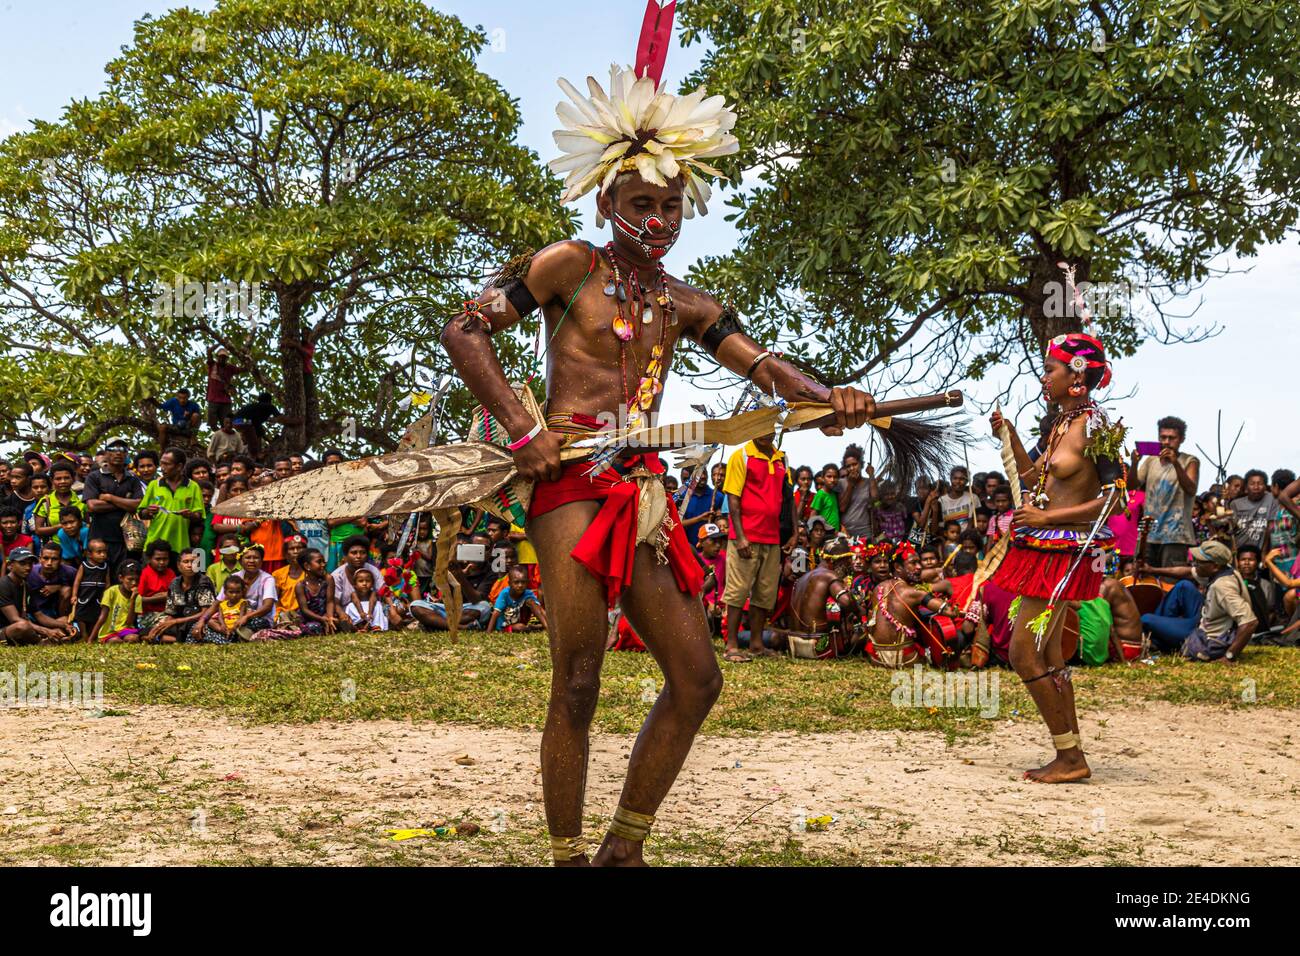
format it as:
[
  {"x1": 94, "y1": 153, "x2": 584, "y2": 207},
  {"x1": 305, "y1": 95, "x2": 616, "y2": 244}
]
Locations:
[
  {"x1": 273, "y1": 565, "x2": 305, "y2": 619},
  {"x1": 100, "y1": 585, "x2": 142, "y2": 634},
  {"x1": 510, "y1": 524, "x2": 538, "y2": 565}
]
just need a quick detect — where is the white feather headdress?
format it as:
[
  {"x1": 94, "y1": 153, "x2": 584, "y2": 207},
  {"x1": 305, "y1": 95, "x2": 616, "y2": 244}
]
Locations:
[{"x1": 549, "y1": 64, "x2": 740, "y2": 225}]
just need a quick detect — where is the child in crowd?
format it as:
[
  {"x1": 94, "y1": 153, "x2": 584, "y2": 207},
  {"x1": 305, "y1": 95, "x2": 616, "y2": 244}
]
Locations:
[
  {"x1": 92, "y1": 562, "x2": 141, "y2": 643},
  {"x1": 22, "y1": 472, "x2": 51, "y2": 538},
  {"x1": 207, "y1": 534, "x2": 242, "y2": 593},
  {"x1": 68, "y1": 538, "x2": 110, "y2": 641},
  {"x1": 272, "y1": 535, "x2": 308, "y2": 625},
  {"x1": 941, "y1": 520, "x2": 962, "y2": 561},
  {"x1": 136, "y1": 541, "x2": 176, "y2": 636},
  {"x1": 412, "y1": 517, "x2": 435, "y2": 597},
  {"x1": 487, "y1": 566, "x2": 546, "y2": 632},
  {"x1": 193, "y1": 574, "x2": 250, "y2": 644},
  {"x1": 295, "y1": 548, "x2": 346, "y2": 635},
  {"x1": 0, "y1": 506, "x2": 33, "y2": 565},
  {"x1": 56, "y1": 510, "x2": 89, "y2": 562},
  {"x1": 345, "y1": 567, "x2": 388, "y2": 632}
]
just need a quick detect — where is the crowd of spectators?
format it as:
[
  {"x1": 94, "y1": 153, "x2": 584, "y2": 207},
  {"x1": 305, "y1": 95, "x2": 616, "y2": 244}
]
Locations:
[{"x1": 2, "y1": 405, "x2": 1295, "y2": 669}]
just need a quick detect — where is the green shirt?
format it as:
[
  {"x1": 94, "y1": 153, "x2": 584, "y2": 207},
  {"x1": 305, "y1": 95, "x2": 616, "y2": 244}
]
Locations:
[
  {"x1": 810, "y1": 488, "x2": 840, "y2": 531},
  {"x1": 329, "y1": 521, "x2": 363, "y2": 544},
  {"x1": 140, "y1": 478, "x2": 204, "y2": 554}
]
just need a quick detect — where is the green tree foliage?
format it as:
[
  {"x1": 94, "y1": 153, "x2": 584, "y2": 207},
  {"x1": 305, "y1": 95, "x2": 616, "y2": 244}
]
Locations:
[
  {"x1": 677, "y1": 0, "x2": 1300, "y2": 391},
  {"x1": 0, "y1": 0, "x2": 571, "y2": 454}
]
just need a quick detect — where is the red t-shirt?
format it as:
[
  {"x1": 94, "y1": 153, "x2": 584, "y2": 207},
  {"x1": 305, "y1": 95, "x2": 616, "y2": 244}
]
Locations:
[
  {"x1": 206, "y1": 360, "x2": 241, "y2": 403},
  {"x1": 138, "y1": 565, "x2": 176, "y2": 604},
  {"x1": 2, "y1": 534, "x2": 34, "y2": 557},
  {"x1": 723, "y1": 443, "x2": 789, "y2": 546}
]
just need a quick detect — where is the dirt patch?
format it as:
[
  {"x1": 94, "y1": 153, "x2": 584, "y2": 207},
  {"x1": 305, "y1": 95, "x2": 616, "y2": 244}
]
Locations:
[{"x1": 1, "y1": 700, "x2": 1295, "y2": 865}]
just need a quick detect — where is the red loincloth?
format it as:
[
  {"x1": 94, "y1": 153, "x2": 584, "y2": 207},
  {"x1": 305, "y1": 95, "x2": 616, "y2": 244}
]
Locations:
[{"x1": 529, "y1": 454, "x2": 704, "y2": 605}]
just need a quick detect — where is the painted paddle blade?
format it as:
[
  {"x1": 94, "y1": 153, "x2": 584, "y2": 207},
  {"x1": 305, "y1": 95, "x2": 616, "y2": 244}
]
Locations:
[{"x1": 219, "y1": 442, "x2": 521, "y2": 519}]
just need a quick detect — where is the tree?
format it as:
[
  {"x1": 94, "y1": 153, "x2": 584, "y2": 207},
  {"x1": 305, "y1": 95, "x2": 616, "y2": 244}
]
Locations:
[
  {"x1": 676, "y1": 0, "x2": 1300, "y2": 396},
  {"x1": 0, "y1": 0, "x2": 571, "y2": 455}
]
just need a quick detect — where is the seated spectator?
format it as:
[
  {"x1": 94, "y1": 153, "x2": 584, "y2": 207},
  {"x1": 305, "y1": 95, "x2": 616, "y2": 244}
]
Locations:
[
  {"x1": 1262, "y1": 548, "x2": 1300, "y2": 636},
  {"x1": 142, "y1": 548, "x2": 216, "y2": 643},
  {"x1": 1144, "y1": 540, "x2": 1258, "y2": 661},
  {"x1": 26, "y1": 541, "x2": 78, "y2": 642},
  {"x1": 1269, "y1": 469, "x2": 1299, "y2": 564},
  {"x1": 295, "y1": 548, "x2": 349, "y2": 635},
  {"x1": 192, "y1": 574, "x2": 250, "y2": 644},
  {"x1": 330, "y1": 535, "x2": 383, "y2": 607},
  {"x1": 486, "y1": 566, "x2": 546, "y2": 632},
  {"x1": 91, "y1": 561, "x2": 142, "y2": 643},
  {"x1": 697, "y1": 522, "x2": 727, "y2": 635},
  {"x1": 158, "y1": 387, "x2": 202, "y2": 448},
  {"x1": 136, "y1": 541, "x2": 177, "y2": 637},
  {"x1": 1235, "y1": 545, "x2": 1280, "y2": 632},
  {"x1": 345, "y1": 567, "x2": 389, "y2": 632}
]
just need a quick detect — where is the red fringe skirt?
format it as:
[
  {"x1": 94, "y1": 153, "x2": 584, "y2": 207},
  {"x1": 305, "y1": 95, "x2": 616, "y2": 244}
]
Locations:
[{"x1": 990, "y1": 526, "x2": 1113, "y2": 602}]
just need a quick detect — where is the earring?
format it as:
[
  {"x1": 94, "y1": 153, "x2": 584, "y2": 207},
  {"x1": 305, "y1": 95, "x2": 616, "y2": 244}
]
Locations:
[{"x1": 1069, "y1": 382, "x2": 1086, "y2": 396}]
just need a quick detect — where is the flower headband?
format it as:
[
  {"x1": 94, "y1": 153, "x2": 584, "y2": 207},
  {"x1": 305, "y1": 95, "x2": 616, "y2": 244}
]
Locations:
[{"x1": 1046, "y1": 332, "x2": 1112, "y2": 389}]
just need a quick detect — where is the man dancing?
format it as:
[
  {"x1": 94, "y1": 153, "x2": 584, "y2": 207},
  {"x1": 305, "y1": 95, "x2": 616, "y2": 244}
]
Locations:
[{"x1": 441, "y1": 63, "x2": 873, "y2": 864}]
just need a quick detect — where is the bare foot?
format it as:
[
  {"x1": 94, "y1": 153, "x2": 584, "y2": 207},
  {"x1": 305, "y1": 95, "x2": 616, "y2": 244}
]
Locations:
[
  {"x1": 592, "y1": 834, "x2": 649, "y2": 867},
  {"x1": 1024, "y1": 749, "x2": 1091, "y2": 784}
]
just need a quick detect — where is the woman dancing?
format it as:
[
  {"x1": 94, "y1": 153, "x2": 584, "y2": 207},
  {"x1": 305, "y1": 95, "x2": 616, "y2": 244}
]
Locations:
[{"x1": 989, "y1": 332, "x2": 1125, "y2": 783}]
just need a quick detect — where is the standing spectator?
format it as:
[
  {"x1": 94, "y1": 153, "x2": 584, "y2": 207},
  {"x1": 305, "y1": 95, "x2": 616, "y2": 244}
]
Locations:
[
  {"x1": 873, "y1": 480, "x2": 911, "y2": 541},
  {"x1": 205, "y1": 346, "x2": 245, "y2": 430},
  {"x1": 3, "y1": 461, "x2": 36, "y2": 518},
  {"x1": 721, "y1": 435, "x2": 792, "y2": 662},
  {"x1": 81, "y1": 439, "x2": 146, "y2": 578},
  {"x1": 206, "y1": 415, "x2": 247, "y2": 464},
  {"x1": 74, "y1": 455, "x2": 94, "y2": 494},
  {"x1": 985, "y1": 485, "x2": 1015, "y2": 544},
  {"x1": 792, "y1": 466, "x2": 816, "y2": 527},
  {"x1": 836, "y1": 445, "x2": 875, "y2": 538},
  {"x1": 939, "y1": 466, "x2": 979, "y2": 531},
  {"x1": 1222, "y1": 475, "x2": 1244, "y2": 503},
  {"x1": 158, "y1": 387, "x2": 202, "y2": 449},
  {"x1": 22, "y1": 472, "x2": 50, "y2": 539},
  {"x1": 1230, "y1": 470, "x2": 1274, "y2": 550},
  {"x1": 68, "y1": 538, "x2": 110, "y2": 640},
  {"x1": 676, "y1": 466, "x2": 721, "y2": 550},
  {"x1": 138, "y1": 447, "x2": 205, "y2": 562},
  {"x1": 31, "y1": 459, "x2": 86, "y2": 541},
  {"x1": 1274, "y1": 470, "x2": 1300, "y2": 565},
  {"x1": 1135, "y1": 416, "x2": 1200, "y2": 568},
  {"x1": 234, "y1": 392, "x2": 284, "y2": 458},
  {"x1": 133, "y1": 450, "x2": 159, "y2": 485}
]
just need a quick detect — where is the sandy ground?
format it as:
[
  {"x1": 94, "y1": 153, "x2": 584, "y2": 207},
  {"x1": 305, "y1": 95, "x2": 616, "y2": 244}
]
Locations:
[{"x1": 1, "y1": 700, "x2": 1296, "y2": 866}]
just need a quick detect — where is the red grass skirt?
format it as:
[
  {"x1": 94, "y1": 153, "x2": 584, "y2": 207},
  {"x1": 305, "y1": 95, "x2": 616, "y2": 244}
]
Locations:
[
  {"x1": 529, "y1": 454, "x2": 704, "y2": 605},
  {"x1": 990, "y1": 527, "x2": 1111, "y2": 602}
]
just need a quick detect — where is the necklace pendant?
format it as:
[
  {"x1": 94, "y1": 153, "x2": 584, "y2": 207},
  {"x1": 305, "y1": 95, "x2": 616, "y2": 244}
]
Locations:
[
  {"x1": 616, "y1": 285, "x2": 627, "y2": 302},
  {"x1": 603, "y1": 282, "x2": 616, "y2": 297},
  {"x1": 642, "y1": 306, "x2": 654, "y2": 323}
]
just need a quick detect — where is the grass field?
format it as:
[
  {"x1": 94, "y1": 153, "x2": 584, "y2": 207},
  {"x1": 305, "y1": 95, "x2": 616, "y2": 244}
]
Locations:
[
  {"x1": 3, "y1": 633, "x2": 1297, "y2": 867},
  {"x1": 4, "y1": 629, "x2": 1295, "y2": 735}
]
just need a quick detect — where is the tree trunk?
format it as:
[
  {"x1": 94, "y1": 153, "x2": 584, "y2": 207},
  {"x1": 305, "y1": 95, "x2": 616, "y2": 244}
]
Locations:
[
  {"x1": 277, "y1": 287, "x2": 310, "y2": 455},
  {"x1": 1024, "y1": 253, "x2": 1090, "y2": 351}
]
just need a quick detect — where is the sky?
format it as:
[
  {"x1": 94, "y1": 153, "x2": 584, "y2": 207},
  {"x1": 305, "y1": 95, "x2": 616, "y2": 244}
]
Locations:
[{"x1": 1, "y1": 0, "x2": 1297, "y2": 482}]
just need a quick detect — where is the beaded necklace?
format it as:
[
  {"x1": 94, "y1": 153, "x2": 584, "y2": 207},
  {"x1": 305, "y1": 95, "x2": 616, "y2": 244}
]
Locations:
[
  {"x1": 1030, "y1": 400, "x2": 1097, "y2": 509},
  {"x1": 874, "y1": 580, "x2": 916, "y2": 640},
  {"x1": 603, "y1": 243, "x2": 675, "y2": 431}
]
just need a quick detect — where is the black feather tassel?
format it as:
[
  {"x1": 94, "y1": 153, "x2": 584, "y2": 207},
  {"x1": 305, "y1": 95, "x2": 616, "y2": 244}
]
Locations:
[{"x1": 872, "y1": 411, "x2": 971, "y2": 492}]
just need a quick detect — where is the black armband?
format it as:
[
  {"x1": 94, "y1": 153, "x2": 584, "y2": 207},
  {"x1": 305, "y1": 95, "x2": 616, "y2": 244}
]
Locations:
[
  {"x1": 500, "y1": 277, "x2": 540, "y2": 318},
  {"x1": 700, "y1": 304, "x2": 744, "y2": 357}
]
